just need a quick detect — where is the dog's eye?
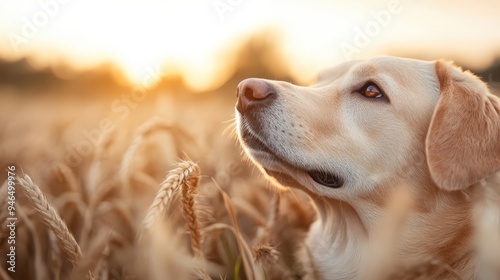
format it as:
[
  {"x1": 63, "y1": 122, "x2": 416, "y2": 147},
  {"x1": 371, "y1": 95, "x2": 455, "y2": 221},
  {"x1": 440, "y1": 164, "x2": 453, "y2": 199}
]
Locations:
[
  {"x1": 308, "y1": 170, "x2": 343, "y2": 188},
  {"x1": 357, "y1": 83, "x2": 384, "y2": 99}
]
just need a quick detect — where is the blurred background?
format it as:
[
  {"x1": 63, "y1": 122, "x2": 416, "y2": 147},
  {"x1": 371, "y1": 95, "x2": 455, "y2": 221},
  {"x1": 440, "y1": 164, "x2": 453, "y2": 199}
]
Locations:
[{"x1": 0, "y1": 0, "x2": 500, "y2": 279}]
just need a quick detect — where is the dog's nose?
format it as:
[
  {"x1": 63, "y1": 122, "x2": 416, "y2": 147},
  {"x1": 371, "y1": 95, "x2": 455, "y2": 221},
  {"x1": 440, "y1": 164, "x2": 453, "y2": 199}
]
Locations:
[{"x1": 236, "y1": 78, "x2": 275, "y2": 113}]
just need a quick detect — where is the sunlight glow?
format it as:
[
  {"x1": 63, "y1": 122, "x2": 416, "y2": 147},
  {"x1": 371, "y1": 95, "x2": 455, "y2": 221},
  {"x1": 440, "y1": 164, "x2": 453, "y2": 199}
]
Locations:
[{"x1": 0, "y1": 0, "x2": 499, "y2": 88}]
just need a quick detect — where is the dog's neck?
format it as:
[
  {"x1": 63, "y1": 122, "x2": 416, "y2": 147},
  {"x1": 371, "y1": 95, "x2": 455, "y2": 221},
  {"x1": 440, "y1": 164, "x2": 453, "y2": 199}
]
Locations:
[
  {"x1": 313, "y1": 195, "x2": 383, "y2": 237},
  {"x1": 305, "y1": 178, "x2": 475, "y2": 279}
]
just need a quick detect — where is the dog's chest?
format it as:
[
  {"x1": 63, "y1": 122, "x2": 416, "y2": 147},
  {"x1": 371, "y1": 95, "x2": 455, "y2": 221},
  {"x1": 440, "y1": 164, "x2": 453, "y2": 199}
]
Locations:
[{"x1": 304, "y1": 221, "x2": 367, "y2": 280}]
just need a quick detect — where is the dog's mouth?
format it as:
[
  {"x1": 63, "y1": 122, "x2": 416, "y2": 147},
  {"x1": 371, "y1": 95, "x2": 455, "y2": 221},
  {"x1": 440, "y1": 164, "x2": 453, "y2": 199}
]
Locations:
[
  {"x1": 307, "y1": 170, "x2": 343, "y2": 188},
  {"x1": 239, "y1": 127, "x2": 344, "y2": 189}
]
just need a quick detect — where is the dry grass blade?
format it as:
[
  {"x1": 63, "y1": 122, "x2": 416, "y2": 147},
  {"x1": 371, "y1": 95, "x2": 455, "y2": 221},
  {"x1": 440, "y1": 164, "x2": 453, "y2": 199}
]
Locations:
[
  {"x1": 213, "y1": 179, "x2": 262, "y2": 280},
  {"x1": 232, "y1": 198, "x2": 267, "y2": 227},
  {"x1": 270, "y1": 194, "x2": 280, "y2": 225},
  {"x1": 56, "y1": 164, "x2": 79, "y2": 193},
  {"x1": 201, "y1": 223, "x2": 235, "y2": 236},
  {"x1": 140, "y1": 161, "x2": 200, "y2": 236},
  {"x1": 17, "y1": 174, "x2": 83, "y2": 267},
  {"x1": 93, "y1": 245, "x2": 110, "y2": 280}
]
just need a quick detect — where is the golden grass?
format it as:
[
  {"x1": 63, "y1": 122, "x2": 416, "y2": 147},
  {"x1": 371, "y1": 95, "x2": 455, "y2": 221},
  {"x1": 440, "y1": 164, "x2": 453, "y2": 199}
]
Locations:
[{"x1": 2, "y1": 105, "x2": 310, "y2": 278}]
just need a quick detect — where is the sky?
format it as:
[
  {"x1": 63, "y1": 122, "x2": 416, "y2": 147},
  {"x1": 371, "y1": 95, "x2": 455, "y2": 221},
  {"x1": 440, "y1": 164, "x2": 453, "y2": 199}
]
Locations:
[{"x1": 0, "y1": 0, "x2": 499, "y2": 89}]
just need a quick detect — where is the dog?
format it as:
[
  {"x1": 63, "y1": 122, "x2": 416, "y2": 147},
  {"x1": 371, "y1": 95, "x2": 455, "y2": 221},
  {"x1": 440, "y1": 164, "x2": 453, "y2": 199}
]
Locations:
[{"x1": 235, "y1": 56, "x2": 500, "y2": 279}]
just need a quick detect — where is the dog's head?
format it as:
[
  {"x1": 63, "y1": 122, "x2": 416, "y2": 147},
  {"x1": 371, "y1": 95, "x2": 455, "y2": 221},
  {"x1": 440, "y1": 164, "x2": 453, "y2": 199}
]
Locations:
[{"x1": 235, "y1": 56, "x2": 500, "y2": 200}]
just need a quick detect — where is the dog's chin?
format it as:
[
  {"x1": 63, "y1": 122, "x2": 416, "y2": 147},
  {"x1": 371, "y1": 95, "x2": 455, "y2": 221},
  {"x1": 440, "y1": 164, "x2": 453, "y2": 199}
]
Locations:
[
  {"x1": 238, "y1": 129, "x2": 308, "y2": 188},
  {"x1": 239, "y1": 125, "x2": 345, "y2": 191},
  {"x1": 244, "y1": 147, "x2": 309, "y2": 191}
]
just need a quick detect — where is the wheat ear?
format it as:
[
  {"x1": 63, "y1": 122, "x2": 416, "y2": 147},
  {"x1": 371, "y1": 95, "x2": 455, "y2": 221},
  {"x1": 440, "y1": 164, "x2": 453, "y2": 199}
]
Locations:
[
  {"x1": 140, "y1": 161, "x2": 200, "y2": 234},
  {"x1": 180, "y1": 170, "x2": 202, "y2": 258},
  {"x1": 17, "y1": 174, "x2": 82, "y2": 266}
]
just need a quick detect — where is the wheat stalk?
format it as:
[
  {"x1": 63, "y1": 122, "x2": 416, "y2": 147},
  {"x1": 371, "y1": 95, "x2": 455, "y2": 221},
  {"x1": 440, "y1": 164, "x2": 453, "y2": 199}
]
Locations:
[
  {"x1": 119, "y1": 118, "x2": 174, "y2": 189},
  {"x1": 17, "y1": 204, "x2": 47, "y2": 280},
  {"x1": 213, "y1": 179, "x2": 262, "y2": 280},
  {"x1": 140, "y1": 161, "x2": 200, "y2": 235},
  {"x1": 252, "y1": 194, "x2": 280, "y2": 263},
  {"x1": 49, "y1": 231, "x2": 62, "y2": 280},
  {"x1": 56, "y1": 164, "x2": 79, "y2": 193},
  {"x1": 17, "y1": 174, "x2": 83, "y2": 266},
  {"x1": 140, "y1": 160, "x2": 211, "y2": 279},
  {"x1": 93, "y1": 244, "x2": 110, "y2": 280},
  {"x1": 86, "y1": 127, "x2": 115, "y2": 195}
]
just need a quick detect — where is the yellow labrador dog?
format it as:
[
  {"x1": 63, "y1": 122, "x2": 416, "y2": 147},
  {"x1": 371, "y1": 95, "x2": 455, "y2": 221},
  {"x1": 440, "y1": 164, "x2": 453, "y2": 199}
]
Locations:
[{"x1": 235, "y1": 57, "x2": 500, "y2": 279}]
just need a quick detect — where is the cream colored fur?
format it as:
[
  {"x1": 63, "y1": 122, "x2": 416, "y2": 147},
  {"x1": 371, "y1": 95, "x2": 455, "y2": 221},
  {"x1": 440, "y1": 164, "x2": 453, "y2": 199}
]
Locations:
[{"x1": 235, "y1": 56, "x2": 500, "y2": 279}]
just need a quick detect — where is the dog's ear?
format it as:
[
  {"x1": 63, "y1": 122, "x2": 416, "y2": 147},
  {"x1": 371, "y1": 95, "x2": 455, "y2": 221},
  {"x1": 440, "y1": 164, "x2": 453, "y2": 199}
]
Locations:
[{"x1": 426, "y1": 60, "x2": 500, "y2": 191}]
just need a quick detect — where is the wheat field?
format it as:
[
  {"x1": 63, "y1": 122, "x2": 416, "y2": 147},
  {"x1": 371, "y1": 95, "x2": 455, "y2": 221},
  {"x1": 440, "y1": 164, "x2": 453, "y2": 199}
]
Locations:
[{"x1": 0, "y1": 79, "x2": 318, "y2": 280}]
